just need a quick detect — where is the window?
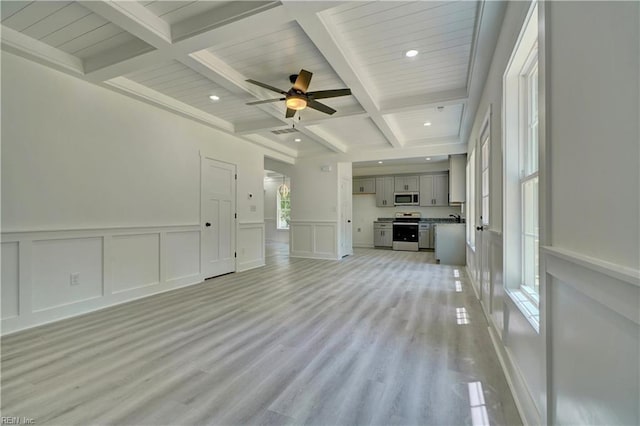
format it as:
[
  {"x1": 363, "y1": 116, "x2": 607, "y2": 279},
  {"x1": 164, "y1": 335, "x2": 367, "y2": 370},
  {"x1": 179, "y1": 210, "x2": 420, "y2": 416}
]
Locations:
[
  {"x1": 467, "y1": 149, "x2": 476, "y2": 248},
  {"x1": 481, "y1": 121, "x2": 490, "y2": 226},
  {"x1": 277, "y1": 185, "x2": 290, "y2": 230},
  {"x1": 503, "y1": 1, "x2": 540, "y2": 329},
  {"x1": 521, "y1": 53, "x2": 539, "y2": 297}
]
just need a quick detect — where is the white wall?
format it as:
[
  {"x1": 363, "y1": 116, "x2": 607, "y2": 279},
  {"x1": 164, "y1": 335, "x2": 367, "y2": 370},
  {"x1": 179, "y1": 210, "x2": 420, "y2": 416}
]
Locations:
[
  {"x1": 288, "y1": 156, "x2": 340, "y2": 259},
  {"x1": 352, "y1": 195, "x2": 462, "y2": 248},
  {"x1": 1, "y1": 52, "x2": 270, "y2": 333},
  {"x1": 544, "y1": 2, "x2": 639, "y2": 425},
  {"x1": 464, "y1": 2, "x2": 640, "y2": 425},
  {"x1": 264, "y1": 177, "x2": 290, "y2": 243}
]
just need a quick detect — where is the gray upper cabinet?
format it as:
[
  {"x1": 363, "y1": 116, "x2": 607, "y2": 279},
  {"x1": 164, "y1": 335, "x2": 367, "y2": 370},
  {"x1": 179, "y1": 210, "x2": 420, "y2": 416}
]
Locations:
[
  {"x1": 394, "y1": 176, "x2": 419, "y2": 192},
  {"x1": 353, "y1": 177, "x2": 376, "y2": 194},
  {"x1": 420, "y1": 174, "x2": 449, "y2": 206},
  {"x1": 375, "y1": 177, "x2": 395, "y2": 207}
]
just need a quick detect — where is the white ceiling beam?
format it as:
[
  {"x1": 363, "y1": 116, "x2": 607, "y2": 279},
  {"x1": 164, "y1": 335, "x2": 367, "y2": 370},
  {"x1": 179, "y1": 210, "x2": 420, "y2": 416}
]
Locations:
[
  {"x1": 339, "y1": 142, "x2": 468, "y2": 164},
  {"x1": 172, "y1": 1, "x2": 281, "y2": 42},
  {"x1": 379, "y1": 89, "x2": 469, "y2": 115},
  {"x1": 0, "y1": 25, "x2": 84, "y2": 75},
  {"x1": 83, "y1": 39, "x2": 155, "y2": 74},
  {"x1": 282, "y1": 2, "x2": 403, "y2": 149},
  {"x1": 104, "y1": 77, "x2": 234, "y2": 133},
  {"x1": 172, "y1": 5, "x2": 292, "y2": 54},
  {"x1": 295, "y1": 127, "x2": 349, "y2": 154},
  {"x1": 78, "y1": 1, "x2": 172, "y2": 47},
  {"x1": 83, "y1": 49, "x2": 171, "y2": 83}
]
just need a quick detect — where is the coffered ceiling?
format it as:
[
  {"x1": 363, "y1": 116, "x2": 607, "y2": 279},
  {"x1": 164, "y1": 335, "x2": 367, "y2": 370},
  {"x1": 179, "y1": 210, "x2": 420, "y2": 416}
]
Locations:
[{"x1": 1, "y1": 0, "x2": 506, "y2": 165}]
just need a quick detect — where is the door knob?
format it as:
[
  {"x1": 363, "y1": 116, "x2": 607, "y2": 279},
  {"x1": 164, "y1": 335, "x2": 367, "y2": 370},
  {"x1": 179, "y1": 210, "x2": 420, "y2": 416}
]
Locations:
[
  {"x1": 476, "y1": 226, "x2": 482, "y2": 231},
  {"x1": 347, "y1": 220, "x2": 351, "y2": 223},
  {"x1": 205, "y1": 222, "x2": 211, "y2": 227}
]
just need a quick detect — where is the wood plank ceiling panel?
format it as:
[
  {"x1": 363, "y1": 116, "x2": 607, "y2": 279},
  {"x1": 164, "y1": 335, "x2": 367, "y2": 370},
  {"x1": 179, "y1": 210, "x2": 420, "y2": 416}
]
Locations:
[
  {"x1": 144, "y1": 1, "x2": 231, "y2": 25},
  {"x1": 312, "y1": 117, "x2": 390, "y2": 148},
  {"x1": 1, "y1": 1, "x2": 72, "y2": 32},
  {"x1": 384, "y1": 103, "x2": 464, "y2": 143},
  {"x1": 0, "y1": 1, "x2": 146, "y2": 60},
  {"x1": 126, "y1": 61, "x2": 274, "y2": 125},
  {"x1": 327, "y1": 1, "x2": 478, "y2": 100},
  {"x1": 207, "y1": 21, "x2": 360, "y2": 113}
]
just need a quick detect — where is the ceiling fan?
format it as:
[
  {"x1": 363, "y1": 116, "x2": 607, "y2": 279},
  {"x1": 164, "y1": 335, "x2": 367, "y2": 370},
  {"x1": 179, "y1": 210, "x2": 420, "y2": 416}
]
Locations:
[{"x1": 245, "y1": 69, "x2": 352, "y2": 118}]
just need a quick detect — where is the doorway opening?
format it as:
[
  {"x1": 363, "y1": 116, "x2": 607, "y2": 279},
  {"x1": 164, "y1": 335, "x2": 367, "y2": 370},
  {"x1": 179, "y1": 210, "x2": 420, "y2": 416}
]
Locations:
[{"x1": 264, "y1": 170, "x2": 290, "y2": 260}]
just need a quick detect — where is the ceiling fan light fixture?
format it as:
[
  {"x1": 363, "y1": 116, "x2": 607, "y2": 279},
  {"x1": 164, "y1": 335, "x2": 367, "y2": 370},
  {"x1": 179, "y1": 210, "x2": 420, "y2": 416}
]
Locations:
[{"x1": 286, "y1": 95, "x2": 307, "y2": 110}]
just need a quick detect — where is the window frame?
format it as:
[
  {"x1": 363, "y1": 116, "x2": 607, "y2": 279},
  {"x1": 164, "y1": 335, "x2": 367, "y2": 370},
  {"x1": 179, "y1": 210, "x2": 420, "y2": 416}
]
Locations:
[{"x1": 502, "y1": 1, "x2": 542, "y2": 331}]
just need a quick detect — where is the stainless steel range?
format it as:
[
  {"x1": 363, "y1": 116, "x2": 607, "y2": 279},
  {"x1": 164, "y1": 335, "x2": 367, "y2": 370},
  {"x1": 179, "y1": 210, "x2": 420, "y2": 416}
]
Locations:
[{"x1": 392, "y1": 212, "x2": 421, "y2": 251}]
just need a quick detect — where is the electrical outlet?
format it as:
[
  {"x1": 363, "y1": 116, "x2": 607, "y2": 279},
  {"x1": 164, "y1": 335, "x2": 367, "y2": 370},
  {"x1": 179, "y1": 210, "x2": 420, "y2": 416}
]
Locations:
[{"x1": 70, "y1": 273, "x2": 80, "y2": 286}]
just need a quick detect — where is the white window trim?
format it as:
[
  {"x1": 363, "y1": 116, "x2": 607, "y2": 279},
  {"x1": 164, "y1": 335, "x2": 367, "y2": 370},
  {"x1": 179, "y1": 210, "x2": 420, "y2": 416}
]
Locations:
[{"x1": 502, "y1": 1, "x2": 542, "y2": 332}]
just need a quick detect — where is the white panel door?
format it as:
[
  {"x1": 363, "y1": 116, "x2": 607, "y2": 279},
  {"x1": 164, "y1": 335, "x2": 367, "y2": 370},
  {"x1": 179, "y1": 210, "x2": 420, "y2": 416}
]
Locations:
[
  {"x1": 201, "y1": 158, "x2": 236, "y2": 279},
  {"x1": 340, "y1": 177, "x2": 353, "y2": 257},
  {"x1": 478, "y1": 120, "x2": 491, "y2": 310}
]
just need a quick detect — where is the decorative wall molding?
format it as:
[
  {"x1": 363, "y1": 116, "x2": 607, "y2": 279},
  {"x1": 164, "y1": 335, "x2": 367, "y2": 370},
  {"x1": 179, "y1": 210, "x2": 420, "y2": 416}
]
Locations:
[
  {"x1": 1, "y1": 225, "x2": 203, "y2": 335},
  {"x1": 237, "y1": 221, "x2": 265, "y2": 272},
  {"x1": 290, "y1": 220, "x2": 338, "y2": 260},
  {"x1": 543, "y1": 246, "x2": 640, "y2": 325}
]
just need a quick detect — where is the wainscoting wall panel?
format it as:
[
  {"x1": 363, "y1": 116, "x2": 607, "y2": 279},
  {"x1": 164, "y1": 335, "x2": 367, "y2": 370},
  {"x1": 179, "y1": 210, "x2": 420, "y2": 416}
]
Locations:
[
  {"x1": 165, "y1": 230, "x2": 200, "y2": 282},
  {"x1": 112, "y1": 234, "x2": 160, "y2": 293},
  {"x1": 489, "y1": 231, "x2": 505, "y2": 335},
  {"x1": 1, "y1": 242, "x2": 20, "y2": 320},
  {"x1": 1, "y1": 225, "x2": 203, "y2": 334},
  {"x1": 290, "y1": 221, "x2": 338, "y2": 260},
  {"x1": 237, "y1": 222, "x2": 265, "y2": 272},
  {"x1": 31, "y1": 237, "x2": 104, "y2": 312},
  {"x1": 545, "y1": 248, "x2": 640, "y2": 426}
]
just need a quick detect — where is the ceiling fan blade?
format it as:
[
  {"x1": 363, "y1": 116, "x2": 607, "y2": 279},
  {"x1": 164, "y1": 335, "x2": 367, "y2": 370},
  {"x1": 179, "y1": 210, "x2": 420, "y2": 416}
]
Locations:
[
  {"x1": 307, "y1": 88, "x2": 352, "y2": 99},
  {"x1": 307, "y1": 99, "x2": 336, "y2": 115},
  {"x1": 285, "y1": 108, "x2": 297, "y2": 118},
  {"x1": 246, "y1": 98, "x2": 285, "y2": 105},
  {"x1": 293, "y1": 69, "x2": 313, "y2": 92},
  {"x1": 246, "y1": 79, "x2": 287, "y2": 95}
]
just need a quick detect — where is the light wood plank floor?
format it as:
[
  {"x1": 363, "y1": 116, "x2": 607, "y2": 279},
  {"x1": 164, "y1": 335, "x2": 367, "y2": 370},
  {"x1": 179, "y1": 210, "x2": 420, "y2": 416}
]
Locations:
[{"x1": 1, "y1": 243, "x2": 522, "y2": 426}]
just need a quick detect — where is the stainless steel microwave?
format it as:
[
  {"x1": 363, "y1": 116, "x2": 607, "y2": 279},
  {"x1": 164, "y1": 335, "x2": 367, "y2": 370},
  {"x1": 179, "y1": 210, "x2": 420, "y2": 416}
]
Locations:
[{"x1": 394, "y1": 192, "x2": 419, "y2": 206}]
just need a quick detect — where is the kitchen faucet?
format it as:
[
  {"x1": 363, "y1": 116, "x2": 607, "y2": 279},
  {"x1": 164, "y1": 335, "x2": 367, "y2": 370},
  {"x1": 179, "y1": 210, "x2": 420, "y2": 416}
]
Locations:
[{"x1": 449, "y1": 214, "x2": 462, "y2": 223}]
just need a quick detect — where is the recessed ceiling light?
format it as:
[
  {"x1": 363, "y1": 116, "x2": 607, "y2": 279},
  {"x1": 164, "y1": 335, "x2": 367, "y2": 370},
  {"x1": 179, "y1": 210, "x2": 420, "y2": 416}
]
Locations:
[
  {"x1": 378, "y1": 161, "x2": 383, "y2": 164},
  {"x1": 405, "y1": 49, "x2": 419, "y2": 58},
  {"x1": 423, "y1": 121, "x2": 432, "y2": 126},
  {"x1": 209, "y1": 95, "x2": 220, "y2": 101},
  {"x1": 426, "y1": 157, "x2": 432, "y2": 161},
  {"x1": 294, "y1": 138, "x2": 301, "y2": 142}
]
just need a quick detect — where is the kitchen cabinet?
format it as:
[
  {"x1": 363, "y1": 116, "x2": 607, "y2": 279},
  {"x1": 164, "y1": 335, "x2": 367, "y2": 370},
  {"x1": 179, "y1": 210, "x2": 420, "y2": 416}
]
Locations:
[
  {"x1": 449, "y1": 154, "x2": 467, "y2": 204},
  {"x1": 375, "y1": 177, "x2": 395, "y2": 207},
  {"x1": 353, "y1": 177, "x2": 375, "y2": 194},
  {"x1": 373, "y1": 222, "x2": 393, "y2": 247},
  {"x1": 394, "y1": 175, "x2": 419, "y2": 192},
  {"x1": 419, "y1": 174, "x2": 449, "y2": 206},
  {"x1": 435, "y1": 224, "x2": 466, "y2": 265}
]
